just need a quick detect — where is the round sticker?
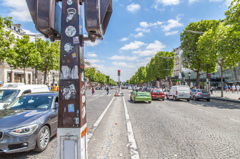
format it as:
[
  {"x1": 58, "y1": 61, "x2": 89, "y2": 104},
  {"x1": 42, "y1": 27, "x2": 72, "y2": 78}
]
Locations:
[
  {"x1": 82, "y1": 95, "x2": 86, "y2": 103},
  {"x1": 65, "y1": 26, "x2": 76, "y2": 37},
  {"x1": 67, "y1": 0, "x2": 73, "y2": 5},
  {"x1": 82, "y1": 106, "x2": 86, "y2": 119},
  {"x1": 64, "y1": 42, "x2": 74, "y2": 53}
]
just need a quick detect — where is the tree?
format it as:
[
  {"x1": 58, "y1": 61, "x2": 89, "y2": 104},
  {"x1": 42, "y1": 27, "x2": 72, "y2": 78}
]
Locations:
[
  {"x1": 0, "y1": 16, "x2": 15, "y2": 62},
  {"x1": 85, "y1": 67, "x2": 97, "y2": 82},
  {"x1": 11, "y1": 35, "x2": 40, "y2": 84},
  {"x1": 181, "y1": 20, "x2": 219, "y2": 87},
  {"x1": 225, "y1": 0, "x2": 240, "y2": 31},
  {"x1": 37, "y1": 39, "x2": 60, "y2": 84},
  {"x1": 137, "y1": 67, "x2": 147, "y2": 84},
  {"x1": 198, "y1": 23, "x2": 240, "y2": 97}
]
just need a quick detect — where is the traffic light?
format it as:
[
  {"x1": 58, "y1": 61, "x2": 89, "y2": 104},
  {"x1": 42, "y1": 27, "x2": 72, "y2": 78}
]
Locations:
[
  {"x1": 26, "y1": 0, "x2": 61, "y2": 41},
  {"x1": 118, "y1": 70, "x2": 120, "y2": 76},
  {"x1": 85, "y1": 0, "x2": 112, "y2": 41},
  {"x1": 208, "y1": 74, "x2": 211, "y2": 79}
]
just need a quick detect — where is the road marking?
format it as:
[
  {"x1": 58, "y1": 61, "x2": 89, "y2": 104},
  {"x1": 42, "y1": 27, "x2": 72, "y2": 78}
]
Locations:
[
  {"x1": 87, "y1": 97, "x2": 115, "y2": 143},
  {"x1": 230, "y1": 118, "x2": 240, "y2": 123},
  {"x1": 123, "y1": 97, "x2": 140, "y2": 159}
]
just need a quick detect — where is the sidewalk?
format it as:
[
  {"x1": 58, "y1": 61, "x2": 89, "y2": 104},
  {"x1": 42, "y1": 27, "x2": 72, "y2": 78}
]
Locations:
[{"x1": 210, "y1": 90, "x2": 240, "y2": 103}]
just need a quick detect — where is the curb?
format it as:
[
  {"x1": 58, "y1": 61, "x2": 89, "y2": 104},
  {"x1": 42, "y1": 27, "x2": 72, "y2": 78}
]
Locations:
[{"x1": 211, "y1": 97, "x2": 240, "y2": 103}]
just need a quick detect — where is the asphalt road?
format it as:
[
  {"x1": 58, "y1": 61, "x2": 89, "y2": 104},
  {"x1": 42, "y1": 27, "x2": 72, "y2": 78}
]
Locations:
[{"x1": 1, "y1": 89, "x2": 240, "y2": 159}]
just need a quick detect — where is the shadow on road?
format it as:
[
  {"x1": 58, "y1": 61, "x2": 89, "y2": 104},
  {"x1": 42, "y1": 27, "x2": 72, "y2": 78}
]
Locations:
[
  {"x1": 0, "y1": 136, "x2": 56, "y2": 159},
  {"x1": 190, "y1": 99, "x2": 240, "y2": 110}
]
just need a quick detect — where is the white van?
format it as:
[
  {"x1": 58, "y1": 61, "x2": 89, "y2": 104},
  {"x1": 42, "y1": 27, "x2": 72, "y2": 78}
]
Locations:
[
  {"x1": 166, "y1": 85, "x2": 191, "y2": 101},
  {"x1": 0, "y1": 83, "x2": 50, "y2": 109}
]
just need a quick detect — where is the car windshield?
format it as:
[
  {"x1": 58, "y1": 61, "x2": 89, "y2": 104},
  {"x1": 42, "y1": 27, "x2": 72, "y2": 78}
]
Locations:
[
  {"x1": 7, "y1": 95, "x2": 53, "y2": 110},
  {"x1": 153, "y1": 89, "x2": 163, "y2": 93},
  {"x1": 0, "y1": 90, "x2": 20, "y2": 103},
  {"x1": 178, "y1": 88, "x2": 190, "y2": 91},
  {"x1": 198, "y1": 90, "x2": 208, "y2": 93}
]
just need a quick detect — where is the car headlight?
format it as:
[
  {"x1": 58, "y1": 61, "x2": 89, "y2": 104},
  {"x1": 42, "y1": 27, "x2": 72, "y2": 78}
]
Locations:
[{"x1": 10, "y1": 124, "x2": 39, "y2": 135}]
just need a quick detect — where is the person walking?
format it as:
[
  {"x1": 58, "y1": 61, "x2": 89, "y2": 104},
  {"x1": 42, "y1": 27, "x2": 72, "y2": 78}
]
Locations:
[
  {"x1": 225, "y1": 84, "x2": 228, "y2": 93},
  {"x1": 236, "y1": 84, "x2": 240, "y2": 94},
  {"x1": 106, "y1": 87, "x2": 109, "y2": 95},
  {"x1": 232, "y1": 84, "x2": 236, "y2": 94},
  {"x1": 92, "y1": 87, "x2": 95, "y2": 95},
  {"x1": 210, "y1": 87, "x2": 213, "y2": 94}
]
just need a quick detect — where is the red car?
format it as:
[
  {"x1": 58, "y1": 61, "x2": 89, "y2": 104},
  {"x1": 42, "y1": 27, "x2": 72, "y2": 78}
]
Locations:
[{"x1": 151, "y1": 89, "x2": 165, "y2": 101}]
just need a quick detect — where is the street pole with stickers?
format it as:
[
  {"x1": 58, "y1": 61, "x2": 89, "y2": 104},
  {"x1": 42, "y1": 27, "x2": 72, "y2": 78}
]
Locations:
[{"x1": 26, "y1": 0, "x2": 112, "y2": 158}]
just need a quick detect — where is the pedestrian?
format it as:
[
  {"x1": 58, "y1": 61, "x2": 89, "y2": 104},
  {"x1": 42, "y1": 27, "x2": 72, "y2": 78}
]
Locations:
[
  {"x1": 48, "y1": 85, "x2": 51, "y2": 91},
  {"x1": 228, "y1": 85, "x2": 231, "y2": 93},
  {"x1": 92, "y1": 87, "x2": 95, "y2": 95},
  {"x1": 210, "y1": 87, "x2": 213, "y2": 94},
  {"x1": 106, "y1": 87, "x2": 109, "y2": 95},
  {"x1": 225, "y1": 84, "x2": 228, "y2": 93},
  {"x1": 236, "y1": 84, "x2": 240, "y2": 94},
  {"x1": 232, "y1": 84, "x2": 236, "y2": 94}
]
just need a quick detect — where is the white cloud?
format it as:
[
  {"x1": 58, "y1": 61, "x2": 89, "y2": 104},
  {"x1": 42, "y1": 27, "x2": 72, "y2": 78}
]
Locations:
[
  {"x1": 120, "y1": 41, "x2": 145, "y2": 51},
  {"x1": 87, "y1": 59, "x2": 104, "y2": 63},
  {"x1": 140, "y1": 21, "x2": 163, "y2": 28},
  {"x1": 134, "y1": 32, "x2": 144, "y2": 38},
  {"x1": 2, "y1": 0, "x2": 32, "y2": 22},
  {"x1": 126, "y1": 3, "x2": 141, "y2": 13},
  {"x1": 108, "y1": 55, "x2": 138, "y2": 61},
  {"x1": 135, "y1": 28, "x2": 151, "y2": 33},
  {"x1": 153, "y1": 0, "x2": 180, "y2": 9},
  {"x1": 132, "y1": 40, "x2": 166, "y2": 56},
  {"x1": 165, "y1": 30, "x2": 179, "y2": 36},
  {"x1": 85, "y1": 40, "x2": 101, "y2": 47},
  {"x1": 112, "y1": 62, "x2": 136, "y2": 68},
  {"x1": 87, "y1": 53, "x2": 98, "y2": 57},
  {"x1": 189, "y1": 0, "x2": 199, "y2": 3},
  {"x1": 209, "y1": 0, "x2": 232, "y2": 6},
  {"x1": 120, "y1": 37, "x2": 128, "y2": 41},
  {"x1": 161, "y1": 16, "x2": 183, "y2": 31}
]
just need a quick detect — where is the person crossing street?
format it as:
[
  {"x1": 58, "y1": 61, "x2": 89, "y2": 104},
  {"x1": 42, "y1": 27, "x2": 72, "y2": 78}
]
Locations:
[{"x1": 106, "y1": 87, "x2": 109, "y2": 95}]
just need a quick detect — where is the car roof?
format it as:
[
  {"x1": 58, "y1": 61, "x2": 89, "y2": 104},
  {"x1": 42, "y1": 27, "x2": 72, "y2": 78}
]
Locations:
[{"x1": 22, "y1": 92, "x2": 59, "y2": 97}]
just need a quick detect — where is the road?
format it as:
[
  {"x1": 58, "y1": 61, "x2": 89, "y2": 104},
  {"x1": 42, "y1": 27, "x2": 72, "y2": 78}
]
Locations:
[{"x1": 1, "y1": 89, "x2": 240, "y2": 159}]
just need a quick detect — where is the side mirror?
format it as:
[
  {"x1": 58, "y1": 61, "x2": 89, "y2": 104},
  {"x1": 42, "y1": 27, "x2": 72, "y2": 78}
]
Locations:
[
  {"x1": 3, "y1": 103, "x2": 9, "y2": 109},
  {"x1": 54, "y1": 102, "x2": 58, "y2": 109}
]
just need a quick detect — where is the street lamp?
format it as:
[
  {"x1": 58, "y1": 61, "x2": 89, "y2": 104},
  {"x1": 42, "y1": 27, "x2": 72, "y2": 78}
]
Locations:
[
  {"x1": 52, "y1": 72, "x2": 55, "y2": 86},
  {"x1": 10, "y1": 65, "x2": 14, "y2": 83},
  {"x1": 188, "y1": 72, "x2": 191, "y2": 87}
]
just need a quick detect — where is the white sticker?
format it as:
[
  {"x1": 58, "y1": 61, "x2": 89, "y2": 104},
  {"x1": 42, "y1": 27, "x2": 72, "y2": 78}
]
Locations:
[
  {"x1": 81, "y1": 86, "x2": 85, "y2": 95},
  {"x1": 82, "y1": 106, "x2": 86, "y2": 119},
  {"x1": 67, "y1": 0, "x2": 73, "y2": 5},
  {"x1": 65, "y1": 26, "x2": 76, "y2": 37},
  {"x1": 60, "y1": 65, "x2": 79, "y2": 80},
  {"x1": 66, "y1": 8, "x2": 76, "y2": 22},
  {"x1": 82, "y1": 95, "x2": 86, "y2": 104},
  {"x1": 64, "y1": 42, "x2": 74, "y2": 53},
  {"x1": 62, "y1": 84, "x2": 76, "y2": 100}
]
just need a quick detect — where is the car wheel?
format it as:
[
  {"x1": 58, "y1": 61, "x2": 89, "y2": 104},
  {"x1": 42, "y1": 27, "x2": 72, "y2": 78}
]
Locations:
[
  {"x1": 34, "y1": 125, "x2": 50, "y2": 152},
  {"x1": 194, "y1": 96, "x2": 197, "y2": 101},
  {"x1": 187, "y1": 99, "x2": 190, "y2": 102},
  {"x1": 207, "y1": 99, "x2": 210, "y2": 102},
  {"x1": 148, "y1": 101, "x2": 151, "y2": 104},
  {"x1": 130, "y1": 97, "x2": 132, "y2": 101},
  {"x1": 166, "y1": 95, "x2": 169, "y2": 99},
  {"x1": 173, "y1": 96, "x2": 177, "y2": 101},
  {"x1": 133, "y1": 98, "x2": 135, "y2": 103},
  {"x1": 162, "y1": 99, "x2": 165, "y2": 101}
]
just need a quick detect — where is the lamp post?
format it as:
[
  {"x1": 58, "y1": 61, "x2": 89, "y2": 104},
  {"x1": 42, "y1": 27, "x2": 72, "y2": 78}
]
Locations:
[
  {"x1": 10, "y1": 65, "x2": 14, "y2": 83},
  {"x1": 52, "y1": 72, "x2": 55, "y2": 86},
  {"x1": 188, "y1": 72, "x2": 191, "y2": 87}
]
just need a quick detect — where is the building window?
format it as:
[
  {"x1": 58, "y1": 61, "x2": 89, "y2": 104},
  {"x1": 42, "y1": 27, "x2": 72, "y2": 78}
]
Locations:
[{"x1": 7, "y1": 72, "x2": 11, "y2": 82}]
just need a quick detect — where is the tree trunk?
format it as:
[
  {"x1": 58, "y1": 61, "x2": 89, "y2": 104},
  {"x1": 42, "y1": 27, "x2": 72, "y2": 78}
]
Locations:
[
  {"x1": 196, "y1": 70, "x2": 201, "y2": 88},
  {"x1": 44, "y1": 68, "x2": 48, "y2": 84},
  {"x1": 220, "y1": 65, "x2": 223, "y2": 97},
  {"x1": 24, "y1": 67, "x2": 26, "y2": 84}
]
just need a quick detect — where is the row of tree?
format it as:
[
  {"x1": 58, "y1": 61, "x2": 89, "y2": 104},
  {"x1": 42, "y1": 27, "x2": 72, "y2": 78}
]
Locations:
[
  {"x1": 0, "y1": 16, "x2": 116, "y2": 86},
  {"x1": 181, "y1": 0, "x2": 240, "y2": 96},
  {"x1": 85, "y1": 67, "x2": 117, "y2": 86},
  {"x1": 129, "y1": 51, "x2": 175, "y2": 86}
]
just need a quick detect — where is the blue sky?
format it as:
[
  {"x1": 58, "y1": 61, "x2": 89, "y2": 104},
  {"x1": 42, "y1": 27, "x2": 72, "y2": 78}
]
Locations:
[{"x1": 0, "y1": 0, "x2": 232, "y2": 81}]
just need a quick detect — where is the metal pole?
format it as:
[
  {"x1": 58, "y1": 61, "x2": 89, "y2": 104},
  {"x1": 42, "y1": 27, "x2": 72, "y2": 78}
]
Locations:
[
  {"x1": 189, "y1": 76, "x2": 190, "y2": 87},
  {"x1": 35, "y1": 36, "x2": 38, "y2": 84},
  {"x1": 206, "y1": 64, "x2": 209, "y2": 92},
  {"x1": 57, "y1": 1, "x2": 87, "y2": 159}
]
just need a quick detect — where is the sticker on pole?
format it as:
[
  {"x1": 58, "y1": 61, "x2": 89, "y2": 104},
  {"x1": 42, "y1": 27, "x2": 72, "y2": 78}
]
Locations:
[
  {"x1": 65, "y1": 26, "x2": 76, "y2": 37},
  {"x1": 64, "y1": 42, "x2": 74, "y2": 53},
  {"x1": 66, "y1": 8, "x2": 76, "y2": 22},
  {"x1": 68, "y1": 104, "x2": 74, "y2": 112},
  {"x1": 67, "y1": 0, "x2": 73, "y2": 5}
]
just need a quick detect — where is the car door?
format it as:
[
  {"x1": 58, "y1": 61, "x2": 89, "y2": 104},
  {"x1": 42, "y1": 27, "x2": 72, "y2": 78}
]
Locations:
[{"x1": 49, "y1": 96, "x2": 58, "y2": 137}]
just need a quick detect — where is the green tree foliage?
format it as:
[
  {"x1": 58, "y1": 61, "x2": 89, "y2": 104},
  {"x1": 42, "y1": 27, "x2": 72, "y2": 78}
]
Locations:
[
  {"x1": 85, "y1": 67, "x2": 96, "y2": 82},
  {"x1": 36, "y1": 39, "x2": 60, "y2": 84},
  {"x1": 181, "y1": 20, "x2": 219, "y2": 87},
  {"x1": 12, "y1": 35, "x2": 41, "y2": 84},
  {"x1": 198, "y1": 23, "x2": 240, "y2": 97},
  {"x1": 0, "y1": 16, "x2": 15, "y2": 62},
  {"x1": 137, "y1": 66, "x2": 147, "y2": 83},
  {"x1": 225, "y1": 0, "x2": 240, "y2": 31}
]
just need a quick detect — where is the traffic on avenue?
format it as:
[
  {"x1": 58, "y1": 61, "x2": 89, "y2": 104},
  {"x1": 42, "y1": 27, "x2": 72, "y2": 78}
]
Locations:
[{"x1": 1, "y1": 88, "x2": 240, "y2": 159}]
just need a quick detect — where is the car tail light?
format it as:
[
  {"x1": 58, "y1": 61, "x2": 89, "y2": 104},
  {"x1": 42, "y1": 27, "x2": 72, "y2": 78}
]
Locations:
[
  {"x1": 176, "y1": 91, "x2": 178, "y2": 95},
  {"x1": 190, "y1": 92, "x2": 191, "y2": 95},
  {"x1": 135, "y1": 94, "x2": 137, "y2": 96},
  {"x1": 208, "y1": 93, "x2": 210, "y2": 95},
  {"x1": 196, "y1": 93, "x2": 202, "y2": 95}
]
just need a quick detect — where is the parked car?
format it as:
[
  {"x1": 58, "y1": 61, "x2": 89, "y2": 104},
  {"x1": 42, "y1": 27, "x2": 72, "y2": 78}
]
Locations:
[
  {"x1": 128, "y1": 87, "x2": 132, "y2": 90},
  {"x1": 130, "y1": 90, "x2": 152, "y2": 103},
  {"x1": 0, "y1": 83, "x2": 50, "y2": 110},
  {"x1": 166, "y1": 85, "x2": 191, "y2": 101},
  {"x1": 151, "y1": 89, "x2": 165, "y2": 101},
  {"x1": 0, "y1": 92, "x2": 58, "y2": 153},
  {"x1": 191, "y1": 89, "x2": 210, "y2": 101}
]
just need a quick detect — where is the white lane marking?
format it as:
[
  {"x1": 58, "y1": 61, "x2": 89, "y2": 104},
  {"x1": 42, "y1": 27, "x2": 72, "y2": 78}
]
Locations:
[
  {"x1": 230, "y1": 118, "x2": 240, "y2": 123},
  {"x1": 123, "y1": 97, "x2": 140, "y2": 159},
  {"x1": 87, "y1": 97, "x2": 115, "y2": 143}
]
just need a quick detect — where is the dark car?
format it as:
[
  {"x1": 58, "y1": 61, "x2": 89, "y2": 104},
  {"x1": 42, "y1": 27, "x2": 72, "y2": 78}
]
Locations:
[
  {"x1": 191, "y1": 89, "x2": 210, "y2": 101},
  {"x1": 151, "y1": 89, "x2": 165, "y2": 101},
  {"x1": 0, "y1": 92, "x2": 58, "y2": 154}
]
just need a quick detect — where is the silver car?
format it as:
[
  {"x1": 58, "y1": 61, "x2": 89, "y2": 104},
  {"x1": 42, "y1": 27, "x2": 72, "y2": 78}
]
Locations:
[
  {"x1": 191, "y1": 89, "x2": 210, "y2": 101},
  {"x1": 0, "y1": 92, "x2": 58, "y2": 154}
]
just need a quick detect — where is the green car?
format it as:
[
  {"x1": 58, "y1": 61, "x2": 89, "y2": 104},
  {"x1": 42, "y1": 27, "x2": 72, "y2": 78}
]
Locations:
[{"x1": 130, "y1": 91, "x2": 152, "y2": 103}]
